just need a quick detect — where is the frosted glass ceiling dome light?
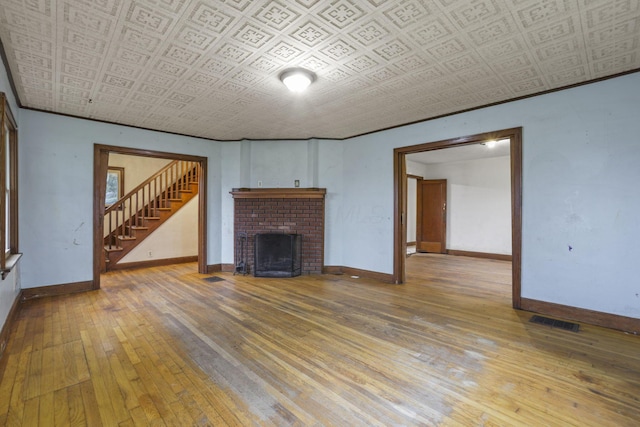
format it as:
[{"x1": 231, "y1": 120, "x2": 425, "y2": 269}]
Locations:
[
  {"x1": 482, "y1": 138, "x2": 509, "y2": 148},
  {"x1": 280, "y1": 68, "x2": 316, "y2": 93}
]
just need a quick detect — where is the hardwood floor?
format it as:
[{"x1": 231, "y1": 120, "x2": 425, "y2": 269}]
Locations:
[{"x1": 1, "y1": 255, "x2": 639, "y2": 426}]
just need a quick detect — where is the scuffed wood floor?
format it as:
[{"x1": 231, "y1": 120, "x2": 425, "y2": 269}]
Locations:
[{"x1": 1, "y1": 255, "x2": 639, "y2": 425}]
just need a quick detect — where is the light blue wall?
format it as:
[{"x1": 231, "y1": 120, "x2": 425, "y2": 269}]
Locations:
[
  {"x1": 3, "y1": 48, "x2": 640, "y2": 340},
  {"x1": 19, "y1": 110, "x2": 222, "y2": 288},
  {"x1": 218, "y1": 138, "x2": 344, "y2": 266},
  {"x1": 18, "y1": 112, "x2": 345, "y2": 288},
  {"x1": 342, "y1": 72, "x2": 640, "y2": 318}
]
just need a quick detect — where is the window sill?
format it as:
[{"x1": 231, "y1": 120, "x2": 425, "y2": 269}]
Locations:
[{"x1": 2, "y1": 253, "x2": 22, "y2": 280}]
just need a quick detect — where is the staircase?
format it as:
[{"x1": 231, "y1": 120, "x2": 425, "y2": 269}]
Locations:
[{"x1": 103, "y1": 160, "x2": 200, "y2": 271}]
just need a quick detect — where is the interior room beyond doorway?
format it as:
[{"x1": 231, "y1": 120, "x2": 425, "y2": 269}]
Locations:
[
  {"x1": 407, "y1": 139, "x2": 512, "y2": 260},
  {"x1": 393, "y1": 127, "x2": 522, "y2": 308}
]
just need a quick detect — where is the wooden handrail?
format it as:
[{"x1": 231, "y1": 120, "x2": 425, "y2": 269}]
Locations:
[{"x1": 106, "y1": 160, "x2": 179, "y2": 215}]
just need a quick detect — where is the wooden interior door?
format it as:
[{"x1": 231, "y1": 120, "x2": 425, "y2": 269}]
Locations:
[{"x1": 416, "y1": 179, "x2": 447, "y2": 253}]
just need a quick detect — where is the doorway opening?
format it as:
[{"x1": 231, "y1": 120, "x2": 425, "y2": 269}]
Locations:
[
  {"x1": 93, "y1": 144, "x2": 208, "y2": 290},
  {"x1": 393, "y1": 127, "x2": 522, "y2": 308}
]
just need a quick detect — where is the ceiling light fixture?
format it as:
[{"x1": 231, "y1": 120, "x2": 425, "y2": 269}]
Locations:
[
  {"x1": 482, "y1": 138, "x2": 510, "y2": 148},
  {"x1": 279, "y1": 68, "x2": 316, "y2": 93}
]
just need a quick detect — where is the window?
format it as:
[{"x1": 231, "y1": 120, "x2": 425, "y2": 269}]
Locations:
[
  {"x1": 1, "y1": 92, "x2": 19, "y2": 279},
  {"x1": 105, "y1": 166, "x2": 124, "y2": 206}
]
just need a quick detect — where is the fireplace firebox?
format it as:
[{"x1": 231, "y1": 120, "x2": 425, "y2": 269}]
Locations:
[{"x1": 254, "y1": 233, "x2": 302, "y2": 277}]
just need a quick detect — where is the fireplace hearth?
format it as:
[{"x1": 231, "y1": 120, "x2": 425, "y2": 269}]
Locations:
[{"x1": 254, "y1": 233, "x2": 302, "y2": 277}]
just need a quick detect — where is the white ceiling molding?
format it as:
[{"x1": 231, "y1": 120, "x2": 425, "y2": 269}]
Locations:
[{"x1": 0, "y1": 0, "x2": 639, "y2": 140}]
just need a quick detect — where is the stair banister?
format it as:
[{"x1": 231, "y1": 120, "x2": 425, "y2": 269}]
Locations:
[
  {"x1": 104, "y1": 160, "x2": 194, "y2": 216},
  {"x1": 104, "y1": 160, "x2": 199, "y2": 250}
]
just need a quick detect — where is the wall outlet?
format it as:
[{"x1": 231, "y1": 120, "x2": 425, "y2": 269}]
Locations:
[
  {"x1": 148, "y1": 251, "x2": 153, "y2": 258},
  {"x1": 294, "y1": 180, "x2": 300, "y2": 187},
  {"x1": 258, "y1": 180, "x2": 262, "y2": 187}
]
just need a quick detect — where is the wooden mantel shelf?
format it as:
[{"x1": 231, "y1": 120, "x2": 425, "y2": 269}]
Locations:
[{"x1": 230, "y1": 188, "x2": 326, "y2": 199}]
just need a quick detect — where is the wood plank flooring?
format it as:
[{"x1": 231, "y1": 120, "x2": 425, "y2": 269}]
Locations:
[{"x1": 1, "y1": 254, "x2": 639, "y2": 426}]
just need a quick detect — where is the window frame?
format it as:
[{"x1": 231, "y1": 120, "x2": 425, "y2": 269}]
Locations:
[{"x1": 1, "y1": 92, "x2": 20, "y2": 279}]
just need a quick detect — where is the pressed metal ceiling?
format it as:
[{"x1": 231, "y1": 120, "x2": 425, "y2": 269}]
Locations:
[{"x1": 1, "y1": 0, "x2": 639, "y2": 140}]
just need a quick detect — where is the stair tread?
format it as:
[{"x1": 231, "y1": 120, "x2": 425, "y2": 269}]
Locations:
[
  {"x1": 117, "y1": 236, "x2": 136, "y2": 241},
  {"x1": 142, "y1": 216, "x2": 160, "y2": 220},
  {"x1": 104, "y1": 246, "x2": 123, "y2": 252},
  {"x1": 129, "y1": 226, "x2": 149, "y2": 230}
]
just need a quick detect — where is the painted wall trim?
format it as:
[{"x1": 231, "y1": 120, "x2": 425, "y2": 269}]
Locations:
[
  {"x1": 447, "y1": 250, "x2": 512, "y2": 262},
  {"x1": 0, "y1": 290, "x2": 21, "y2": 362},
  {"x1": 21, "y1": 281, "x2": 94, "y2": 301},
  {"x1": 520, "y1": 298, "x2": 640, "y2": 334},
  {"x1": 207, "y1": 264, "x2": 221, "y2": 273},
  {"x1": 206, "y1": 264, "x2": 235, "y2": 273},
  {"x1": 110, "y1": 256, "x2": 198, "y2": 271}
]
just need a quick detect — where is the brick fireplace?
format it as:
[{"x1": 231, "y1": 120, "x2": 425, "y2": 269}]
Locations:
[{"x1": 231, "y1": 188, "x2": 326, "y2": 275}]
